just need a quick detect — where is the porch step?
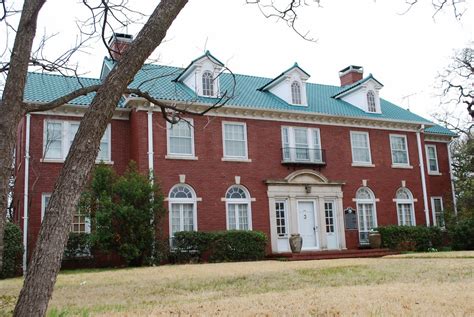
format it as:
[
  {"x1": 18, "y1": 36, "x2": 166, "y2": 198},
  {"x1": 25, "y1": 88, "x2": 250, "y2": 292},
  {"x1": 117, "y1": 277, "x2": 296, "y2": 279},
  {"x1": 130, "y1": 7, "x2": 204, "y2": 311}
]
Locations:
[{"x1": 266, "y1": 248, "x2": 400, "y2": 261}]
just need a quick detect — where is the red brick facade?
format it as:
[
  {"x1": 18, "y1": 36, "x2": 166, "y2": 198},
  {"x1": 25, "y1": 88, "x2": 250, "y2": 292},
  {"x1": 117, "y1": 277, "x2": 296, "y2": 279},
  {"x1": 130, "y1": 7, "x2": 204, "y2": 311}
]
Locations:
[{"x1": 14, "y1": 108, "x2": 454, "y2": 259}]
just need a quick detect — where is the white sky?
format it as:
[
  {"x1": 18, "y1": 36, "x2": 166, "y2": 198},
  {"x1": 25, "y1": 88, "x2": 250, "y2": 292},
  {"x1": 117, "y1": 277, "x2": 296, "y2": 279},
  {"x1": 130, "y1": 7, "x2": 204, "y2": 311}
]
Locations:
[{"x1": 23, "y1": 0, "x2": 474, "y2": 121}]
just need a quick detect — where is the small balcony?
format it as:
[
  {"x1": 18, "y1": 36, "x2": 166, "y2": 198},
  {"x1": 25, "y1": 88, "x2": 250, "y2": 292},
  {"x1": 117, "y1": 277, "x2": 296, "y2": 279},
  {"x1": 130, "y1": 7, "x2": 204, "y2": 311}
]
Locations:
[{"x1": 281, "y1": 147, "x2": 326, "y2": 166}]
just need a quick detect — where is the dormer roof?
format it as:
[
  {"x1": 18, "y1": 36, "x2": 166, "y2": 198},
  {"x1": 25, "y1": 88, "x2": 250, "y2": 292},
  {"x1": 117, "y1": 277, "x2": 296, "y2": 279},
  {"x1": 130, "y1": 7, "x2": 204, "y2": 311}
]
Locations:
[
  {"x1": 174, "y1": 50, "x2": 224, "y2": 82},
  {"x1": 258, "y1": 62, "x2": 310, "y2": 91},
  {"x1": 332, "y1": 74, "x2": 383, "y2": 99}
]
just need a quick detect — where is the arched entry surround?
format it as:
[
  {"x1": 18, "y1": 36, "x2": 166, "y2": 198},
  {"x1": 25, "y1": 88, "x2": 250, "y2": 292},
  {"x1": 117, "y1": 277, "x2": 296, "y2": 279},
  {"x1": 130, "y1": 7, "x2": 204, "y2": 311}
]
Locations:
[{"x1": 266, "y1": 170, "x2": 345, "y2": 253}]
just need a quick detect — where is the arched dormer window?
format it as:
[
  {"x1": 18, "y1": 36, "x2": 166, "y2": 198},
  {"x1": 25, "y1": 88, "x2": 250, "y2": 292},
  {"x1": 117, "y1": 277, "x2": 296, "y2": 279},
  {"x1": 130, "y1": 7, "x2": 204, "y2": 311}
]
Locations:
[
  {"x1": 355, "y1": 187, "x2": 378, "y2": 245},
  {"x1": 395, "y1": 188, "x2": 415, "y2": 226},
  {"x1": 202, "y1": 71, "x2": 214, "y2": 96},
  {"x1": 367, "y1": 90, "x2": 376, "y2": 112},
  {"x1": 225, "y1": 185, "x2": 252, "y2": 230},
  {"x1": 291, "y1": 81, "x2": 302, "y2": 105},
  {"x1": 168, "y1": 184, "x2": 197, "y2": 245}
]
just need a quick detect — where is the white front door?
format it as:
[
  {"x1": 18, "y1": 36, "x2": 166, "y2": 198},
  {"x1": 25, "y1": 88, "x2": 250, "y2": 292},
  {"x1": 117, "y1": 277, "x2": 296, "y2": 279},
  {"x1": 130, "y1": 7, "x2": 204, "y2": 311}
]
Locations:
[
  {"x1": 298, "y1": 201, "x2": 318, "y2": 249},
  {"x1": 324, "y1": 201, "x2": 339, "y2": 250}
]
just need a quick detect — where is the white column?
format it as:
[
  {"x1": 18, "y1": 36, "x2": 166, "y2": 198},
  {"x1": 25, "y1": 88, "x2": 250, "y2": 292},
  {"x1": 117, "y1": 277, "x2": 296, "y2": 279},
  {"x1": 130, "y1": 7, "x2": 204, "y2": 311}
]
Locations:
[{"x1": 147, "y1": 108, "x2": 154, "y2": 181}]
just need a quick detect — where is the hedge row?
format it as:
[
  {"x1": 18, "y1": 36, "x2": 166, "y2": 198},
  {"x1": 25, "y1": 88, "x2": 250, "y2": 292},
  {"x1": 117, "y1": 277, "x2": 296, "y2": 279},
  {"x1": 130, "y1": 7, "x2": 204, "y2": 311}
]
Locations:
[
  {"x1": 450, "y1": 218, "x2": 474, "y2": 250},
  {"x1": 1, "y1": 222, "x2": 23, "y2": 279},
  {"x1": 172, "y1": 230, "x2": 267, "y2": 263},
  {"x1": 377, "y1": 225, "x2": 443, "y2": 251}
]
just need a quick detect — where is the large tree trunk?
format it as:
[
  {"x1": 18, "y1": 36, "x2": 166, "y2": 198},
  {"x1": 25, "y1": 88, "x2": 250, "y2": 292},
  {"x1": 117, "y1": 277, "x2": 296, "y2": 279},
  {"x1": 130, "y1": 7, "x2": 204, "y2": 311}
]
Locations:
[
  {"x1": 13, "y1": 1, "x2": 188, "y2": 315},
  {"x1": 0, "y1": 0, "x2": 46, "y2": 271}
]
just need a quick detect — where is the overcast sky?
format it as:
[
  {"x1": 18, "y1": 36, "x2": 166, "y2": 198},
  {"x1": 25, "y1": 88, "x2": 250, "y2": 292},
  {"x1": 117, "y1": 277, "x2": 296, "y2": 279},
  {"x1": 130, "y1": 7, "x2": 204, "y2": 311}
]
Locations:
[{"x1": 18, "y1": 0, "x2": 474, "y2": 121}]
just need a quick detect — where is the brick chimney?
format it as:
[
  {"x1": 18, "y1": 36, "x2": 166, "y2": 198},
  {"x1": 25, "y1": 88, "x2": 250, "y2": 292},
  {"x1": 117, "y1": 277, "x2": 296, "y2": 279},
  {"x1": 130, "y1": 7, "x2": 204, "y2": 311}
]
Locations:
[
  {"x1": 339, "y1": 65, "x2": 364, "y2": 86},
  {"x1": 108, "y1": 33, "x2": 133, "y2": 61}
]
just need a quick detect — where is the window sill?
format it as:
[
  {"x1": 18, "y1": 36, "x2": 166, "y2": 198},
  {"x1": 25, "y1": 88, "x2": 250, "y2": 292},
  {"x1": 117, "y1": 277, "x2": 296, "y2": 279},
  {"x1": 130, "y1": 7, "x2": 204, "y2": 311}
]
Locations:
[
  {"x1": 391, "y1": 164, "x2": 413, "y2": 169},
  {"x1": 165, "y1": 155, "x2": 198, "y2": 161},
  {"x1": 351, "y1": 163, "x2": 375, "y2": 168},
  {"x1": 41, "y1": 158, "x2": 114, "y2": 165},
  {"x1": 428, "y1": 172, "x2": 442, "y2": 176},
  {"x1": 221, "y1": 157, "x2": 252, "y2": 163}
]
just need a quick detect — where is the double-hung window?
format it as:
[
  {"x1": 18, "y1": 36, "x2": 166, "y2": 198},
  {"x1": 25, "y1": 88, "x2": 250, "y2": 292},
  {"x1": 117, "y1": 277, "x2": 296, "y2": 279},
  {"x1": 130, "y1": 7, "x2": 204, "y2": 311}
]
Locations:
[
  {"x1": 390, "y1": 135, "x2": 409, "y2": 166},
  {"x1": 222, "y1": 122, "x2": 248, "y2": 159},
  {"x1": 355, "y1": 187, "x2": 377, "y2": 245},
  {"x1": 167, "y1": 120, "x2": 194, "y2": 157},
  {"x1": 395, "y1": 188, "x2": 415, "y2": 226},
  {"x1": 282, "y1": 127, "x2": 322, "y2": 163},
  {"x1": 431, "y1": 197, "x2": 445, "y2": 227},
  {"x1": 43, "y1": 121, "x2": 111, "y2": 162},
  {"x1": 350, "y1": 131, "x2": 372, "y2": 165},
  {"x1": 168, "y1": 184, "x2": 197, "y2": 246},
  {"x1": 426, "y1": 145, "x2": 439, "y2": 174},
  {"x1": 42, "y1": 193, "x2": 90, "y2": 233},
  {"x1": 225, "y1": 186, "x2": 252, "y2": 230}
]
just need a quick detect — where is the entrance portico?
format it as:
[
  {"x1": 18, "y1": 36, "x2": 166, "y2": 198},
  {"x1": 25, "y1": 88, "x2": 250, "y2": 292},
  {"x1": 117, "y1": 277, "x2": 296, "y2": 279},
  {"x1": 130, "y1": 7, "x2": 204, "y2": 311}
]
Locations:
[{"x1": 266, "y1": 170, "x2": 346, "y2": 253}]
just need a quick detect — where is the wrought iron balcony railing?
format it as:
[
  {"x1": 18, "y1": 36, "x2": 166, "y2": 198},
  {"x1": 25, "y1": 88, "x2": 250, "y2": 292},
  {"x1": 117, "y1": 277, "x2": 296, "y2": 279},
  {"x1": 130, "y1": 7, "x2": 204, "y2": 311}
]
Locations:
[{"x1": 281, "y1": 147, "x2": 326, "y2": 165}]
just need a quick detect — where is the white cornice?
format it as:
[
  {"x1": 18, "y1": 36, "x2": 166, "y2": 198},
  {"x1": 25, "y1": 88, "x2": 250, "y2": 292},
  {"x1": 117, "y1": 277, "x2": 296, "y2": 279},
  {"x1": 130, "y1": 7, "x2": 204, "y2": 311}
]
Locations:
[{"x1": 30, "y1": 104, "x2": 130, "y2": 120}]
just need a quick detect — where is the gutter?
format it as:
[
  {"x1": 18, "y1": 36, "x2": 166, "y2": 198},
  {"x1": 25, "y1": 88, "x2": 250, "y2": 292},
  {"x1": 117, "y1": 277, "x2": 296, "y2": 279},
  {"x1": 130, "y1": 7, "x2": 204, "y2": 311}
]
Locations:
[
  {"x1": 147, "y1": 104, "x2": 154, "y2": 179},
  {"x1": 416, "y1": 125, "x2": 430, "y2": 226},
  {"x1": 22, "y1": 114, "x2": 31, "y2": 275}
]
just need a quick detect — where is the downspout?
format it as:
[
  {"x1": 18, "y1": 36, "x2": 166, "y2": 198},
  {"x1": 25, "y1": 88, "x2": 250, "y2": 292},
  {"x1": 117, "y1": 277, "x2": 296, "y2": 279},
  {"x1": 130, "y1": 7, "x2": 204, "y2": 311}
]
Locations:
[
  {"x1": 22, "y1": 114, "x2": 31, "y2": 275},
  {"x1": 447, "y1": 140, "x2": 458, "y2": 215},
  {"x1": 416, "y1": 124, "x2": 430, "y2": 226},
  {"x1": 147, "y1": 105, "x2": 155, "y2": 259}
]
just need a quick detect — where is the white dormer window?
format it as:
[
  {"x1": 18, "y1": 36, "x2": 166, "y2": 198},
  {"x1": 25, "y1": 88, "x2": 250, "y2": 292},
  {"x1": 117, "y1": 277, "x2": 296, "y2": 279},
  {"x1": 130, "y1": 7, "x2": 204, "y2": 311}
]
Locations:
[
  {"x1": 291, "y1": 81, "x2": 302, "y2": 105},
  {"x1": 367, "y1": 90, "x2": 376, "y2": 112},
  {"x1": 202, "y1": 71, "x2": 214, "y2": 96}
]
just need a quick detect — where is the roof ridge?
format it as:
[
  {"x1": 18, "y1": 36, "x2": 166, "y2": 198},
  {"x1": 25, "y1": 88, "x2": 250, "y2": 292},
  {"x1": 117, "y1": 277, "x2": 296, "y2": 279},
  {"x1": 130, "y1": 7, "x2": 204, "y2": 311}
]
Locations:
[{"x1": 27, "y1": 71, "x2": 100, "y2": 82}]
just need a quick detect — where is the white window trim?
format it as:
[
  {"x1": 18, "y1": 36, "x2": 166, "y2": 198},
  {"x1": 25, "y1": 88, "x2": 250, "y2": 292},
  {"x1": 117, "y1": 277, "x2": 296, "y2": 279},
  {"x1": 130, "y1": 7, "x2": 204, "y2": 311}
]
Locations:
[
  {"x1": 281, "y1": 126, "x2": 322, "y2": 163},
  {"x1": 168, "y1": 184, "x2": 198, "y2": 243},
  {"x1": 394, "y1": 189, "x2": 416, "y2": 226},
  {"x1": 355, "y1": 187, "x2": 378, "y2": 245},
  {"x1": 426, "y1": 144, "x2": 441, "y2": 175},
  {"x1": 389, "y1": 134, "x2": 411, "y2": 167},
  {"x1": 43, "y1": 120, "x2": 112, "y2": 163},
  {"x1": 430, "y1": 196, "x2": 444, "y2": 227},
  {"x1": 224, "y1": 185, "x2": 253, "y2": 230},
  {"x1": 42, "y1": 192, "x2": 90, "y2": 233},
  {"x1": 222, "y1": 121, "x2": 249, "y2": 160},
  {"x1": 166, "y1": 119, "x2": 196, "y2": 158},
  {"x1": 350, "y1": 131, "x2": 373, "y2": 165},
  {"x1": 275, "y1": 199, "x2": 289, "y2": 238},
  {"x1": 41, "y1": 193, "x2": 51, "y2": 222}
]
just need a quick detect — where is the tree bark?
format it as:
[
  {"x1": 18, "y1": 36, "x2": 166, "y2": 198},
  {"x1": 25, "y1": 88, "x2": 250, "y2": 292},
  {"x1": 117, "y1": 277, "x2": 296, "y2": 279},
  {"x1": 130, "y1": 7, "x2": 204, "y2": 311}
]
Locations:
[
  {"x1": 13, "y1": 0, "x2": 188, "y2": 315},
  {"x1": 0, "y1": 0, "x2": 46, "y2": 272}
]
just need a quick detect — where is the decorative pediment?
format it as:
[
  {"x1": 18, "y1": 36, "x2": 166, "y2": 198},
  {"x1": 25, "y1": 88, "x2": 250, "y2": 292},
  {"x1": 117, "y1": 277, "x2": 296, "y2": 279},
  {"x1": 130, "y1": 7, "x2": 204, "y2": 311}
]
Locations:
[
  {"x1": 259, "y1": 63, "x2": 310, "y2": 106},
  {"x1": 285, "y1": 169, "x2": 328, "y2": 184},
  {"x1": 333, "y1": 74, "x2": 384, "y2": 114},
  {"x1": 174, "y1": 50, "x2": 224, "y2": 98}
]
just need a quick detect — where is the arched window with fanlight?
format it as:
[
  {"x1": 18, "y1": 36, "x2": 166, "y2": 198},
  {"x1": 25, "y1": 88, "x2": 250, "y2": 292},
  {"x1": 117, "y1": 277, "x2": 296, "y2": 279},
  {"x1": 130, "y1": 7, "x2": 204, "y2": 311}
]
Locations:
[
  {"x1": 395, "y1": 188, "x2": 415, "y2": 226},
  {"x1": 202, "y1": 71, "x2": 214, "y2": 96},
  {"x1": 355, "y1": 187, "x2": 377, "y2": 245},
  {"x1": 291, "y1": 81, "x2": 302, "y2": 105},
  {"x1": 367, "y1": 90, "x2": 376, "y2": 112},
  {"x1": 225, "y1": 185, "x2": 252, "y2": 230},
  {"x1": 168, "y1": 184, "x2": 197, "y2": 245}
]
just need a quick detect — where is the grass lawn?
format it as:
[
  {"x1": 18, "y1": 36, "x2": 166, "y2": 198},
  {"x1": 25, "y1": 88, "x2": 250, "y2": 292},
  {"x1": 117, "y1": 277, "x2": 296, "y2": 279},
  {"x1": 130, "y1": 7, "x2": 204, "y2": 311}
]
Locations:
[{"x1": 1, "y1": 251, "x2": 473, "y2": 316}]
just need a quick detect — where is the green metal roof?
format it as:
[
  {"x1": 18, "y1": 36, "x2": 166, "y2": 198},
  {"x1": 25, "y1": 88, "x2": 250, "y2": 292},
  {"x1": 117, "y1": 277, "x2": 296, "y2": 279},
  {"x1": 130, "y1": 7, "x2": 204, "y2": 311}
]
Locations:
[
  {"x1": 425, "y1": 125, "x2": 457, "y2": 137},
  {"x1": 23, "y1": 60, "x2": 455, "y2": 137}
]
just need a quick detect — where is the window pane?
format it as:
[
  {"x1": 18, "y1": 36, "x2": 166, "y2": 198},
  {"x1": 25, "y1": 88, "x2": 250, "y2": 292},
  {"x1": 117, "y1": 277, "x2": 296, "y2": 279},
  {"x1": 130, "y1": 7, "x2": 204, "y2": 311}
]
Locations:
[
  {"x1": 228, "y1": 204, "x2": 236, "y2": 230},
  {"x1": 171, "y1": 204, "x2": 181, "y2": 235},
  {"x1": 391, "y1": 136, "x2": 408, "y2": 165},
  {"x1": 275, "y1": 201, "x2": 286, "y2": 236},
  {"x1": 182, "y1": 204, "x2": 194, "y2": 231},
  {"x1": 352, "y1": 133, "x2": 370, "y2": 163},
  {"x1": 224, "y1": 124, "x2": 246, "y2": 157},
  {"x1": 238, "y1": 204, "x2": 249, "y2": 230},
  {"x1": 169, "y1": 121, "x2": 192, "y2": 155},
  {"x1": 45, "y1": 122, "x2": 62, "y2": 159}
]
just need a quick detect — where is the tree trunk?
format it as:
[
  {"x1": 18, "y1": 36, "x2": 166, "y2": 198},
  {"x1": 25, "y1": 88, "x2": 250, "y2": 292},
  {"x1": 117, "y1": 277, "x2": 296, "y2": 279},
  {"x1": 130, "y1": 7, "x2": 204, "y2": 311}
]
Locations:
[
  {"x1": 0, "y1": 0, "x2": 46, "y2": 272},
  {"x1": 13, "y1": 1, "x2": 188, "y2": 315}
]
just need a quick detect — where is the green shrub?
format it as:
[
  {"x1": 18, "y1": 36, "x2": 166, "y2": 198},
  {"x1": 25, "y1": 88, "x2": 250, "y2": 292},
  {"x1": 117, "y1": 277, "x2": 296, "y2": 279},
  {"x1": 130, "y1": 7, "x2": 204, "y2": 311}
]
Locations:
[
  {"x1": 377, "y1": 225, "x2": 443, "y2": 251},
  {"x1": 210, "y1": 230, "x2": 267, "y2": 262},
  {"x1": 450, "y1": 218, "x2": 474, "y2": 250},
  {"x1": 173, "y1": 230, "x2": 267, "y2": 263},
  {"x1": 1, "y1": 222, "x2": 23, "y2": 278},
  {"x1": 64, "y1": 233, "x2": 91, "y2": 258}
]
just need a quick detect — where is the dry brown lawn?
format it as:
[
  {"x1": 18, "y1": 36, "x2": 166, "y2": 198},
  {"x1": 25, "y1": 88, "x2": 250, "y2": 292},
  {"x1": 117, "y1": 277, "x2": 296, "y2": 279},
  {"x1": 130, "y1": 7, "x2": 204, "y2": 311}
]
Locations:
[{"x1": 1, "y1": 251, "x2": 473, "y2": 316}]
